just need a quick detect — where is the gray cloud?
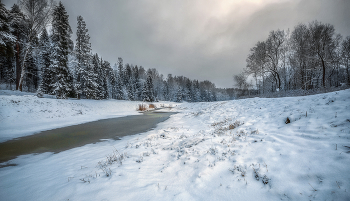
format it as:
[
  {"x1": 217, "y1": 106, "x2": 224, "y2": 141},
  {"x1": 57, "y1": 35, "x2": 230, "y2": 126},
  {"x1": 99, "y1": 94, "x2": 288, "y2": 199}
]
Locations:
[{"x1": 3, "y1": 0, "x2": 350, "y2": 88}]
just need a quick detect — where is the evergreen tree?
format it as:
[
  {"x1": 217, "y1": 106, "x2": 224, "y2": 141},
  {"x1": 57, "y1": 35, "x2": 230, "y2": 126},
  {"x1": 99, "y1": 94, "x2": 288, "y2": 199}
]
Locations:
[
  {"x1": 38, "y1": 29, "x2": 53, "y2": 94},
  {"x1": 176, "y1": 87, "x2": 183, "y2": 102},
  {"x1": 102, "y1": 60, "x2": 113, "y2": 99},
  {"x1": 124, "y1": 63, "x2": 134, "y2": 100},
  {"x1": 100, "y1": 58, "x2": 109, "y2": 99},
  {"x1": 75, "y1": 15, "x2": 92, "y2": 99},
  {"x1": 185, "y1": 79, "x2": 193, "y2": 102},
  {"x1": 133, "y1": 66, "x2": 141, "y2": 100},
  {"x1": 117, "y1": 57, "x2": 124, "y2": 85},
  {"x1": 25, "y1": 52, "x2": 39, "y2": 91},
  {"x1": 0, "y1": 2, "x2": 15, "y2": 86},
  {"x1": 193, "y1": 80, "x2": 201, "y2": 102},
  {"x1": 115, "y1": 71, "x2": 123, "y2": 100},
  {"x1": 142, "y1": 75, "x2": 154, "y2": 102},
  {"x1": 50, "y1": 1, "x2": 74, "y2": 99},
  {"x1": 84, "y1": 55, "x2": 98, "y2": 99},
  {"x1": 90, "y1": 54, "x2": 106, "y2": 99}
]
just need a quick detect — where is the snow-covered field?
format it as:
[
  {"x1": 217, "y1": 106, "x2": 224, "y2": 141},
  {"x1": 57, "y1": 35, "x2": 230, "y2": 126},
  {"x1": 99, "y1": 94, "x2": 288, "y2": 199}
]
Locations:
[{"x1": 0, "y1": 89, "x2": 350, "y2": 200}]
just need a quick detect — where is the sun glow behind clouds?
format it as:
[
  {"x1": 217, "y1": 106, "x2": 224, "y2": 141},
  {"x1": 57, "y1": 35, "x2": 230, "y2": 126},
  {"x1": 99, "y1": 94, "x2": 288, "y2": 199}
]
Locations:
[
  {"x1": 209, "y1": 0, "x2": 288, "y2": 19},
  {"x1": 191, "y1": 0, "x2": 290, "y2": 54}
]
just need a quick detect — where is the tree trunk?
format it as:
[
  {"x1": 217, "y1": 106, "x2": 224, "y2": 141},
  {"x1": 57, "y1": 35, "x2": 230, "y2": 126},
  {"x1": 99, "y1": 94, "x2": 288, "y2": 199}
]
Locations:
[
  {"x1": 321, "y1": 58, "x2": 326, "y2": 87},
  {"x1": 276, "y1": 72, "x2": 281, "y2": 90},
  {"x1": 316, "y1": 51, "x2": 327, "y2": 88},
  {"x1": 347, "y1": 60, "x2": 350, "y2": 85},
  {"x1": 15, "y1": 34, "x2": 21, "y2": 90},
  {"x1": 18, "y1": 47, "x2": 30, "y2": 91}
]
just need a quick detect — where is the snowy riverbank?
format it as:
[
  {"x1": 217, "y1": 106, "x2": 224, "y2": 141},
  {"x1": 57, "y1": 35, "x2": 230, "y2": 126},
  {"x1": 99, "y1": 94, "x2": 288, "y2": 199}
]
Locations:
[
  {"x1": 0, "y1": 90, "x2": 177, "y2": 143},
  {"x1": 1, "y1": 89, "x2": 350, "y2": 200}
]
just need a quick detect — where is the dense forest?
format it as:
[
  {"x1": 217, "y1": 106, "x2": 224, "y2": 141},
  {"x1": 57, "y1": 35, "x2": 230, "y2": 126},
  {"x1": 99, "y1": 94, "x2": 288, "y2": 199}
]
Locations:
[
  {"x1": 234, "y1": 20, "x2": 350, "y2": 97},
  {"x1": 0, "y1": 0, "x2": 233, "y2": 102}
]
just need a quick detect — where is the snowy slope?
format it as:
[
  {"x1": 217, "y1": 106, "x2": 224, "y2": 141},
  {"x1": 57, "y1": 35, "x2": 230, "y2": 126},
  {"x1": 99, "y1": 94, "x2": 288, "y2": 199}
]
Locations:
[
  {"x1": 0, "y1": 89, "x2": 349, "y2": 200},
  {"x1": 0, "y1": 90, "x2": 176, "y2": 142}
]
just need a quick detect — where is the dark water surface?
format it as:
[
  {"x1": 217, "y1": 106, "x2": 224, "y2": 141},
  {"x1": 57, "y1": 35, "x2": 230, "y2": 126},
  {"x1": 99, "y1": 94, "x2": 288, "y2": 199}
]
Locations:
[{"x1": 0, "y1": 111, "x2": 176, "y2": 164}]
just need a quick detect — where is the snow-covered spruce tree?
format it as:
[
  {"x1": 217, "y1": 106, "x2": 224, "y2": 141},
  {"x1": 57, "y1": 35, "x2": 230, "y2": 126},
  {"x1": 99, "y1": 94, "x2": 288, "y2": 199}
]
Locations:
[
  {"x1": 100, "y1": 58, "x2": 109, "y2": 99},
  {"x1": 102, "y1": 60, "x2": 114, "y2": 99},
  {"x1": 38, "y1": 29, "x2": 54, "y2": 94},
  {"x1": 91, "y1": 54, "x2": 106, "y2": 99},
  {"x1": 108, "y1": 66, "x2": 117, "y2": 99},
  {"x1": 192, "y1": 80, "x2": 201, "y2": 102},
  {"x1": 127, "y1": 76, "x2": 135, "y2": 100},
  {"x1": 75, "y1": 15, "x2": 92, "y2": 99},
  {"x1": 115, "y1": 71, "x2": 123, "y2": 100},
  {"x1": 176, "y1": 86, "x2": 184, "y2": 102},
  {"x1": 25, "y1": 50, "x2": 39, "y2": 91},
  {"x1": 185, "y1": 79, "x2": 193, "y2": 102},
  {"x1": 115, "y1": 57, "x2": 124, "y2": 100},
  {"x1": 0, "y1": 2, "x2": 16, "y2": 86},
  {"x1": 50, "y1": 1, "x2": 74, "y2": 99},
  {"x1": 142, "y1": 75, "x2": 154, "y2": 102},
  {"x1": 84, "y1": 55, "x2": 98, "y2": 99},
  {"x1": 124, "y1": 64, "x2": 135, "y2": 100},
  {"x1": 133, "y1": 65, "x2": 141, "y2": 100}
]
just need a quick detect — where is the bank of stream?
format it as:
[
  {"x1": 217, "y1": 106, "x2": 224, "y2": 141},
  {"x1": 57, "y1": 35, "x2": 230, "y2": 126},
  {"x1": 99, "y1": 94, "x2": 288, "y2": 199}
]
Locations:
[{"x1": 0, "y1": 111, "x2": 176, "y2": 165}]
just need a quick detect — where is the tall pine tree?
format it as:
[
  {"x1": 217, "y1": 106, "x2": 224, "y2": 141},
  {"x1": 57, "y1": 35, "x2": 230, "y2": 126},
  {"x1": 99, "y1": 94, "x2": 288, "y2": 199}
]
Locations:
[
  {"x1": 142, "y1": 74, "x2": 154, "y2": 102},
  {"x1": 75, "y1": 15, "x2": 92, "y2": 99},
  {"x1": 38, "y1": 28, "x2": 54, "y2": 94},
  {"x1": 50, "y1": 1, "x2": 74, "y2": 99},
  {"x1": 0, "y1": 2, "x2": 15, "y2": 86}
]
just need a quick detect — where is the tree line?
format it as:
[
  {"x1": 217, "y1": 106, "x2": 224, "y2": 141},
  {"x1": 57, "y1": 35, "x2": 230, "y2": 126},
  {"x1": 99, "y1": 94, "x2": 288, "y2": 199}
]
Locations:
[
  {"x1": 235, "y1": 20, "x2": 350, "y2": 96},
  {"x1": 0, "y1": 0, "x2": 232, "y2": 102}
]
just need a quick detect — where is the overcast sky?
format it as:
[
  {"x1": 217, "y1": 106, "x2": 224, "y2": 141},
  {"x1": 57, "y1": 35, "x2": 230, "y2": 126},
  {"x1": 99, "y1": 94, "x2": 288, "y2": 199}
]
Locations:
[{"x1": 3, "y1": 0, "x2": 350, "y2": 88}]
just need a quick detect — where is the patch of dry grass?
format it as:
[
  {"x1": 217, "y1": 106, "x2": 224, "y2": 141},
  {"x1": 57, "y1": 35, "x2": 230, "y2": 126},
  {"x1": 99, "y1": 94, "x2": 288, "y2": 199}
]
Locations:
[{"x1": 138, "y1": 104, "x2": 148, "y2": 111}]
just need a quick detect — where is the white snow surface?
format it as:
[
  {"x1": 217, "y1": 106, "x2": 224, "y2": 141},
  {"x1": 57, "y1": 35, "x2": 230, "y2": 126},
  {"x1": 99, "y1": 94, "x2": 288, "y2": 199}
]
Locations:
[{"x1": 1, "y1": 89, "x2": 350, "y2": 200}]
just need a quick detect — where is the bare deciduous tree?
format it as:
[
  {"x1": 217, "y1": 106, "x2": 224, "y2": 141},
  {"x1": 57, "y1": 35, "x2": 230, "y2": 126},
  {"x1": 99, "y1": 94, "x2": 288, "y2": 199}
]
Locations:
[
  {"x1": 246, "y1": 41, "x2": 267, "y2": 93},
  {"x1": 265, "y1": 30, "x2": 286, "y2": 91},
  {"x1": 18, "y1": 0, "x2": 54, "y2": 91},
  {"x1": 341, "y1": 37, "x2": 350, "y2": 84},
  {"x1": 308, "y1": 21, "x2": 339, "y2": 88}
]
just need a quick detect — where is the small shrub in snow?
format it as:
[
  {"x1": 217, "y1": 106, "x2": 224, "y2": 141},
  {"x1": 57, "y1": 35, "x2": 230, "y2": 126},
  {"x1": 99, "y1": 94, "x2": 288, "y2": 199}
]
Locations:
[
  {"x1": 285, "y1": 117, "x2": 291, "y2": 124},
  {"x1": 136, "y1": 155, "x2": 143, "y2": 163},
  {"x1": 236, "y1": 130, "x2": 246, "y2": 137},
  {"x1": 179, "y1": 134, "x2": 187, "y2": 139},
  {"x1": 229, "y1": 168, "x2": 235, "y2": 174},
  {"x1": 208, "y1": 147, "x2": 218, "y2": 155},
  {"x1": 253, "y1": 168, "x2": 260, "y2": 181},
  {"x1": 96, "y1": 149, "x2": 126, "y2": 177},
  {"x1": 137, "y1": 104, "x2": 148, "y2": 111},
  {"x1": 262, "y1": 175, "x2": 269, "y2": 185},
  {"x1": 208, "y1": 161, "x2": 215, "y2": 167},
  {"x1": 36, "y1": 91, "x2": 44, "y2": 98},
  {"x1": 229, "y1": 120, "x2": 242, "y2": 130},
  {"x1": 151, "y1": 148, "x2": 157, "y2": 154}
]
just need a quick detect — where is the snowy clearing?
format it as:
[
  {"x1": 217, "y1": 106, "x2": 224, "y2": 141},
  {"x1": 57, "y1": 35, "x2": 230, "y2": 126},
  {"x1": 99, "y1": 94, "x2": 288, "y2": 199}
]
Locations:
[{"x1": 0, "y1": 89, "x2": 350, "y2": 200}]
